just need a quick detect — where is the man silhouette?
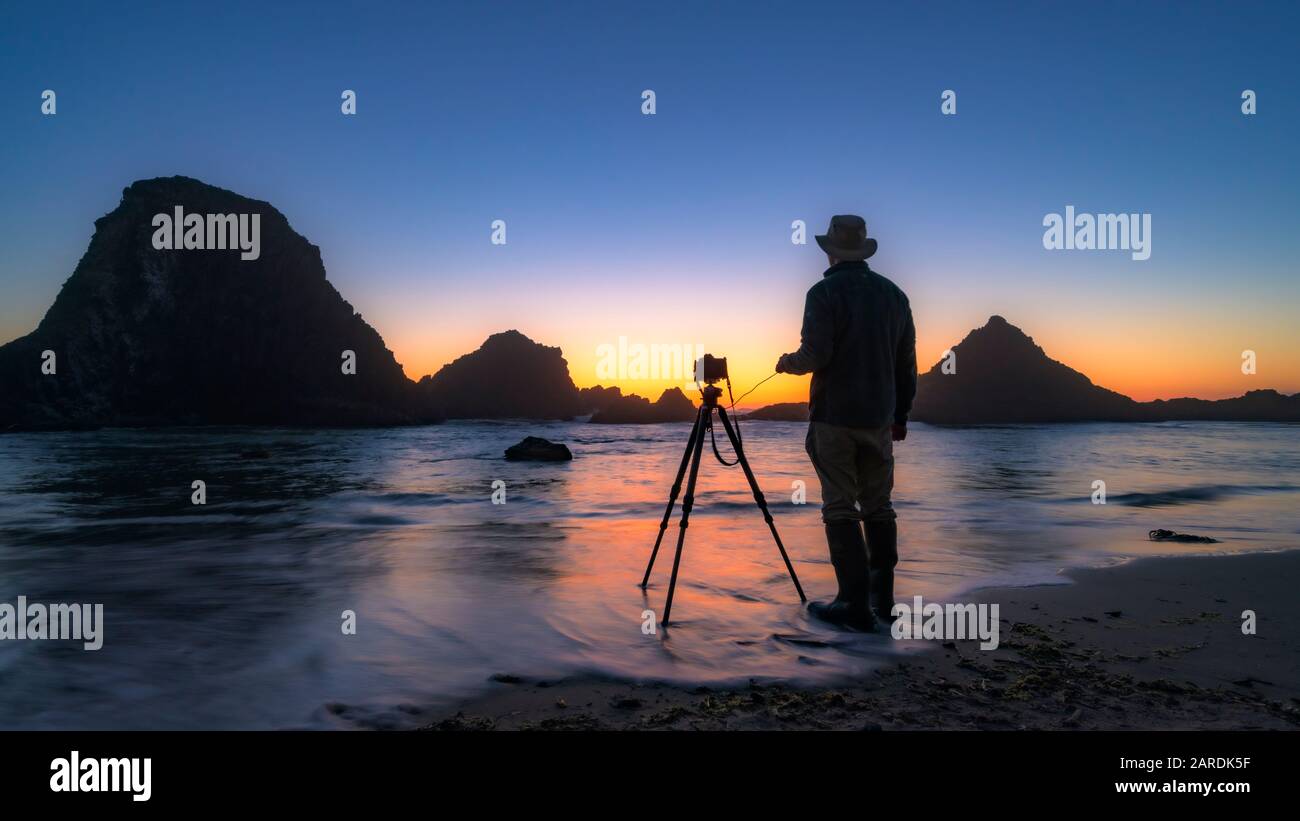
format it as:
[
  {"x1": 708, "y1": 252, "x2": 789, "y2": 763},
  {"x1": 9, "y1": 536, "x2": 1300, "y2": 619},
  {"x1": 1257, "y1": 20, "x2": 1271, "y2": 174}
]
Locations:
[{"x1": 776, "y1": 215, "x2": 916, "y2": 630}]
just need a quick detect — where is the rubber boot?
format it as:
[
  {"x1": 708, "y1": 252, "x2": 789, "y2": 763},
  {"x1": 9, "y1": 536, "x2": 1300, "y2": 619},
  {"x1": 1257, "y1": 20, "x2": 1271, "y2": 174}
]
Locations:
[
  {"x1": 808, "y1": 522, "x2": 876, "y2": 631},
  {"x1": 865, "y1": 520, "x2": 898, "y2": 624}
]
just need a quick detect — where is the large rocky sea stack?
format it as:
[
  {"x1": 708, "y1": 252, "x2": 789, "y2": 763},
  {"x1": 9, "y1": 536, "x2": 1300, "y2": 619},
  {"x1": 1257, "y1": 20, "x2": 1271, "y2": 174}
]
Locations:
[{"x1": 0, "y1": 176, "x2": 435, "y2": 430}]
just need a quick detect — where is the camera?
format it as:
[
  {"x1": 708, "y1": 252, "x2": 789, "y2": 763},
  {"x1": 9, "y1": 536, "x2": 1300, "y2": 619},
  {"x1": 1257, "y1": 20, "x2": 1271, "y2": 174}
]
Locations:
[{"x1": 695, "y1": 354, "x2": 728, "y2": 384}]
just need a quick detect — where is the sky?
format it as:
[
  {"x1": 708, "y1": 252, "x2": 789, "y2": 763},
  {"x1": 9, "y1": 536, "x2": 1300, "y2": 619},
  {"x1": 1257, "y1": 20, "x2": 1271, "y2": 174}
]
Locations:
[{"x1": 1, "y1": 1, "x2": 1297, "y2": 405}]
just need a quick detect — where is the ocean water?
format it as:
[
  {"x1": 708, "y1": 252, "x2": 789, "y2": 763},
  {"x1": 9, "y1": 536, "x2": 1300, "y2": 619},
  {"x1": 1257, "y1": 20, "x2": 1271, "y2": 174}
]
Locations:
[{"x1": 0, "y1": 420, "x2": 1296, "y2": 729}]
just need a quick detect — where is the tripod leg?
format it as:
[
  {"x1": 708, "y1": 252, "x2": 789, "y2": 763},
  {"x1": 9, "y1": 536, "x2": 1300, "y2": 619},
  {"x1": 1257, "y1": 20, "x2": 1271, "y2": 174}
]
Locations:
[
  {"x1": 715, "y1": 408, "x2": 807, "y2": 602},
  {"x1": 641, "y1": 408, "x2": 705, "y2": 588},
  {"x1": 661, "y1": 410, "x2": 708, "y2": 625}
]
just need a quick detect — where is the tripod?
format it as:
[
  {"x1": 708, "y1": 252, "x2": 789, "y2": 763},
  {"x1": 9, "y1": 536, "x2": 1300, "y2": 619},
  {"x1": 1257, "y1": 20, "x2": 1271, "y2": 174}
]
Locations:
[{"x1": 639, "y1": 383, "x2": 806, "y2": 625}]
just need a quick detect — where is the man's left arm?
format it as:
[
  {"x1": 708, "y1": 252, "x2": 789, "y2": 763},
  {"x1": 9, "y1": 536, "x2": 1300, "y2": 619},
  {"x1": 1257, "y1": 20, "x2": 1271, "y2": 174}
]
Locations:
[
  {"x1": 776, "y1": 287, "x2": 833, "y2": 375},
  {"x1": 892, "y1": 300, "x2": 917, "y2": 440}
]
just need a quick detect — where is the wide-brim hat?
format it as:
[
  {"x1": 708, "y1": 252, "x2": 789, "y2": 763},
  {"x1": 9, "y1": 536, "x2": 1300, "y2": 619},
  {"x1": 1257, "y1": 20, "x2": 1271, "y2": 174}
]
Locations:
[{"x1": 815, "y1": 214, "x2": 877, "y2": 261}]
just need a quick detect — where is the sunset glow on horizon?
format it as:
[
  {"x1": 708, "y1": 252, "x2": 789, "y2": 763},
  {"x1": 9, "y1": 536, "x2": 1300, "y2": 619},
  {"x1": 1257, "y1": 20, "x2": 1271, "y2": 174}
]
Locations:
[{"x1": 383, "y1": 298, "x2": 1300, "y2": 409}]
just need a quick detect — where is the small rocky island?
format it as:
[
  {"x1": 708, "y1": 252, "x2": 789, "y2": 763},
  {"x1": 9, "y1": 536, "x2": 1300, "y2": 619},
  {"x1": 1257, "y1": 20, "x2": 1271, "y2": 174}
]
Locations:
[{"x1": 589, "y1": 388, "x2": 696, "y2": 423}]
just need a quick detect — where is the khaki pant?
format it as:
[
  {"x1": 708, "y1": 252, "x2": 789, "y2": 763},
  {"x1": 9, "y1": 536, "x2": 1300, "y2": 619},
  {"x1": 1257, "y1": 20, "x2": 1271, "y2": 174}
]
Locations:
[{"x1": 805, "y1": 422, "x2": 896, "y2": 524}]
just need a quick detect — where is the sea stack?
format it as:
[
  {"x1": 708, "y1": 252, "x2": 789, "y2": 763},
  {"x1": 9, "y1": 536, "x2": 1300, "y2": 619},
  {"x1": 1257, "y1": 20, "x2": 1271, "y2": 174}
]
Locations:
[
  {"x1": 909, "y1": 316, "x2": 1139, "y2": 424},
  {"x1": 0, "y1": 176, "x2": 436, "y2": 431},
  {"x1": 417, "y1": 330, "x2": 584, "y2": 420}
]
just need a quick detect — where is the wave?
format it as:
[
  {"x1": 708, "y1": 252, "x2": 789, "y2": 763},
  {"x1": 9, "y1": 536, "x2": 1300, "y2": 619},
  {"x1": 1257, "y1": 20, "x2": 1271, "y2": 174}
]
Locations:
[{"x1": 1106, "y1": 484, "x2": 1298, "y2": 507}]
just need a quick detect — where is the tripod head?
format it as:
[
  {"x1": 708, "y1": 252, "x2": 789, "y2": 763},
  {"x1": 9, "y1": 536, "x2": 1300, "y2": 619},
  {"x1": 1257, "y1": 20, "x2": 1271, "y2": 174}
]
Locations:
[{"x1": 698, "y1": 384, "x2": 724, "y2": 408}]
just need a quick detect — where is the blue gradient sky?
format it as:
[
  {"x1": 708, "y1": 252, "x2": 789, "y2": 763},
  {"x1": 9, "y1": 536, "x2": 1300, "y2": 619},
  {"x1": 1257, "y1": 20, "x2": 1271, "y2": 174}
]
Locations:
[{"x1": 2, "y1": 1, "x2": 1297, "y2": 402}]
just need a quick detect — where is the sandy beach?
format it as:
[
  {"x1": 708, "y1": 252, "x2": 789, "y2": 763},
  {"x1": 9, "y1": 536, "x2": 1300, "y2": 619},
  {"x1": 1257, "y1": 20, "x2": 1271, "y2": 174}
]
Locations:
[{"x1": 424, "y1": 549, "x2": 1300, "y2": 731}]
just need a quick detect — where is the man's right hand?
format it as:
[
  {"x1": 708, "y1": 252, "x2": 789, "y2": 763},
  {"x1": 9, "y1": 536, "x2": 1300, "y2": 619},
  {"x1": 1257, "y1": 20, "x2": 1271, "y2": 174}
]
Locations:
[{"x1": 891, "y1": 424, "x2": 907, "y2": 442}]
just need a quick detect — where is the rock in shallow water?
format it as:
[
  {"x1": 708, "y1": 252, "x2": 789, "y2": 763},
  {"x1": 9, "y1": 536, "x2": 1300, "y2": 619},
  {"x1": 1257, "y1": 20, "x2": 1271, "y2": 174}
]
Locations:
[
  {"x1": 504, "y1": 436, "x2": 572, "y2": 461},
  {"x1": 1148, "y1": 529, "x2": 1219, "y2": 544}
]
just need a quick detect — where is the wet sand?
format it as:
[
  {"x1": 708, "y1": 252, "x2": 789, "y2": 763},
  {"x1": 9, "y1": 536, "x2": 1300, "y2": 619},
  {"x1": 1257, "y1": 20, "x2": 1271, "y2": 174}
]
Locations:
[{"x1": 422, "y1": 550, "x2": 1300, "y2": 730}]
